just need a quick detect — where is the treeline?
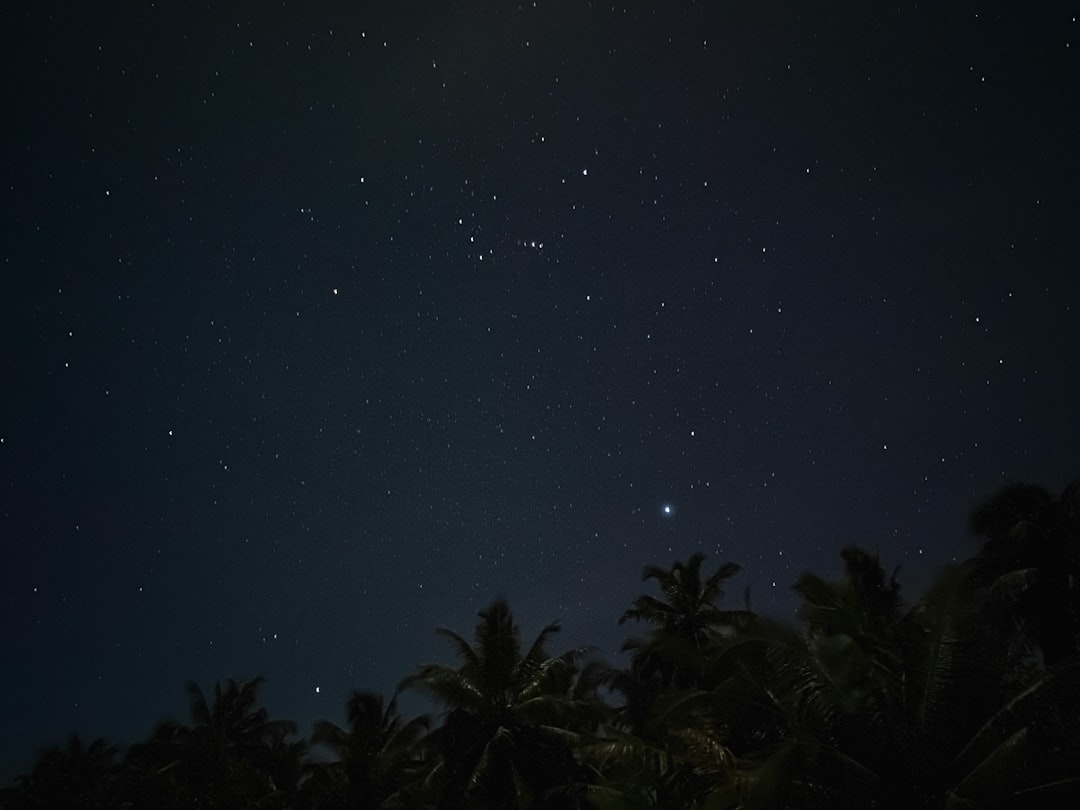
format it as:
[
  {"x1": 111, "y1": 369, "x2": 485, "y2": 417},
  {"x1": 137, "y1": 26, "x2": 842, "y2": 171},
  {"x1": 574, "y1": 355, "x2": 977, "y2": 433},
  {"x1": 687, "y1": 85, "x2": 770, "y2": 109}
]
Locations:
[{"x1": 3, "y1": 481, "x2": 1080, "y2": 809}]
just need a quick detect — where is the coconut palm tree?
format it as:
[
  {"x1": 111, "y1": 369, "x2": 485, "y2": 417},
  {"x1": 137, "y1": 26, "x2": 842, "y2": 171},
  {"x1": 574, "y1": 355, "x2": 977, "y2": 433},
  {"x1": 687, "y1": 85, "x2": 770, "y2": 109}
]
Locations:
[
  {"x1": 399, "y1": 597, "x2": 600, "y2": 809},
  {"x1": 0, "y1": 735, "x2": 119, "y2": 810},
  {"x1": 577, "y1": 683, "x2": 752, "y2": 810},
  {"x1": 790, "y1": 545, "x2": 907, "y2": 729},
  {"x1": 619, "y1": 552, "x2": 751, "y2": 692},
  {"x1": 308, "y1": 690, "x2": 429, "y2": 809},
  {"x1": 711, "y1": 545, "x2": 1080, "y2": 809},
  {"x1": 969, "y1": 480, "x2": 1080, "y2": 664},
  {"x1": 576, "y1": 554, "x2": 755, "y2": 808},
  {"x1": 124, "y1": 676, "x2": 298, "y2": 809},
  {"x1": 621, "y1": 553, "x2": 747, "y2": 649}
]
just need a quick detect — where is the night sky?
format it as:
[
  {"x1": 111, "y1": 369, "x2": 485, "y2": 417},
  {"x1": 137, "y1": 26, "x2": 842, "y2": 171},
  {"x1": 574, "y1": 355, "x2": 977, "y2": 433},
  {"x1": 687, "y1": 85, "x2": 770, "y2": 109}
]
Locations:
[{"x1": 3, "y1": 0, "x2": 1079, "y2": 779}]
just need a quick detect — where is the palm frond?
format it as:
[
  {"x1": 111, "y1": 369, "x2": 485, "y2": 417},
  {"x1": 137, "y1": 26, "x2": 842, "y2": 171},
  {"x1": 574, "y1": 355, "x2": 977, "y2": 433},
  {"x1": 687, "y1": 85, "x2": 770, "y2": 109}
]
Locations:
[
  {"x1": 950, "y1": 727, "x2": 1033, "y2": 804},
  {"x1": 953, "y1": 660, "x2": 1080, "y2": 777},
  {"x1": 516, "y1": 620, "x2": 563, "y2": 691},
  {"x1": 619, "y1": 594, "x2": 676, "y2": 626},
  {"x1": 909, "y1": 561, "x2": 987, "y2": 732},
  {"x1": 435, "y1": 627, "x2": 480, "y2": 669},
  {"x1": 584, "y1": 727, "x2": 673, "y2": 776},
  {"x1": 185, "y1": 681, "x2": 211, "y2": 728},
  {"x1": 702, "y1": 561, "x2": 742, "y2": 600},
  {"x1": 399, "y1": 664, "x2": 485, "y2": 713}
]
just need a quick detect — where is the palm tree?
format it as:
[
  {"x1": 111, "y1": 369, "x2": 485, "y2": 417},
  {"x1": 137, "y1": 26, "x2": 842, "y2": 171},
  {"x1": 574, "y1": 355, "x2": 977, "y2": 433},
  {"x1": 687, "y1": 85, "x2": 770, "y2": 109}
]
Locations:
[
  {"x1": 574, "y1": 554, "x2": 753, "y2": 808},
  {"x1": 309, "y1": 690, "x2": 429, "y2": 809},
  {"x1": 399, "y1": 597, "x2": 600, "y2": 809},
  {"x1": 681, "y1": 609, "x2": 883, "y2": 810},
  {"x1": 914, "y1": 559, "x2": 1080, "y2": 807},
  {"x1": 0, "y1": 735, "x2": 119, "y2": 810},
  {"x1": 711, "y1": 544, "x2": 1080, "y2": 809},
  {"x1": 124, "y1": 676, "x2": 298, "y2": 809},
  {"x1": 790, "y1": 546, "x2": 907, "y2": 726},
  {"x1": 619, "y1": 552, "x2": 751, "y2": 694},
  {"x1": 969, "y1": 480, "x2": 1080, "y2": 663},
  {"x1": 577, "y1": 683, "x2": 752, "y2": 810},
  {"x1": 621, "y1": 553, "x2": 747, "y2": 648}
]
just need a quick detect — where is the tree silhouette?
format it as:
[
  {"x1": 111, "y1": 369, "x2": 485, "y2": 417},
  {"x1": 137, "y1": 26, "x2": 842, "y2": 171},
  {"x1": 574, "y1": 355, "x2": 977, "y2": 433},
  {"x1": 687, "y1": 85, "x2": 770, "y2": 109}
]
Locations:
[
  {"x1": 708, "y1": 548, "x2": 1080, "y2": 809},
  {"x1": 790, "y1": 546, "x2": 906, "y2": 728},
  {"x1": 583, "y1": 553, "x2": 754, "y2": 808},
  {"x1": 0, "y1": 735, "x2": 118, "y2": 810},
  {"x1": 399, "y1": 597, "x2": 598, "y2": 809},
  {"x1": 619, "y1": 552, "x2": 751, "y2": 691},
  {"x1": 970, "y1": 481, "x2": 1080, "y2": 663},
  {"x1": 309, "y1": 690, "x2": 428, "y2": 809},
  {"x1": 5, "y1": 478, "x2": 1080, "y2": 810},
  {"x1": 124, "y1": 676, "x2": 298, "y2": 809}
]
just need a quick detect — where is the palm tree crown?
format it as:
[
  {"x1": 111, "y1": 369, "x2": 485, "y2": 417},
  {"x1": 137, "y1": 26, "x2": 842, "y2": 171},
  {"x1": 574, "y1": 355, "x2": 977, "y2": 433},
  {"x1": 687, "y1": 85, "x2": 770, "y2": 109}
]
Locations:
[
  {"x1": 399, "y1": 597, "x2": 597, "y2": 809},
  {"x1": 620, "y1": 552, "x2": 745, "y2": 647}
]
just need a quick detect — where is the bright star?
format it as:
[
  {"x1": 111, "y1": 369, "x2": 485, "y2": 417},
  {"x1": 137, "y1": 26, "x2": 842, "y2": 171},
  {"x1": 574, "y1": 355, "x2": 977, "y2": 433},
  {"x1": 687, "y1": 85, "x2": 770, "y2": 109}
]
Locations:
[{"x1": 662, "y1": 504, "x2": 674, "y2": 516}]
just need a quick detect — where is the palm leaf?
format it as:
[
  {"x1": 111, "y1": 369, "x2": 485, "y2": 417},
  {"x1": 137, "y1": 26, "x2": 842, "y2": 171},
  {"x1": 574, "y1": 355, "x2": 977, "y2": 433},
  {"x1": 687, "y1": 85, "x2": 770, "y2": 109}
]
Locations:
[
  {"x1": 953, "y1": 660, "x2": 1080, "y2": 779},
  {"x1": 435, "y1": 627, "x2": 480, "y2": 669},
  {"x1": 399, "y1": 664, "x2": 485, "y2": 714}
]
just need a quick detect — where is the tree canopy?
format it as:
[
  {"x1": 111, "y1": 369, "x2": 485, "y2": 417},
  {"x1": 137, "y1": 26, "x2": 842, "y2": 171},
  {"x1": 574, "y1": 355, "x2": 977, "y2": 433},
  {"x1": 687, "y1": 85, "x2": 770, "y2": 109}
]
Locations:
[{"x1": 3, "y1": 480, "x2": 1079, "y2": 809}]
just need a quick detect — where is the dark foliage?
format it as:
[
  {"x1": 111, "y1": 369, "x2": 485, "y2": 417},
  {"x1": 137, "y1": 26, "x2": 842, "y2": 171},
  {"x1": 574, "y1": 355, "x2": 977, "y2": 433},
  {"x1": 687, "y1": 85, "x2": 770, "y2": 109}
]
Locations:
[{"x1": 3, "y1": 480, "x2": 1078, "y2": 810}]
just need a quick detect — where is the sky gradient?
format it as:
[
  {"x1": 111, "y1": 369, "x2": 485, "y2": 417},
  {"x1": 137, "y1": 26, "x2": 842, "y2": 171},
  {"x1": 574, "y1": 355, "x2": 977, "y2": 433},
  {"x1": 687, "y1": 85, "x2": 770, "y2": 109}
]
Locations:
[{"x1": 3, "y1": 0, "x2": 1078, "y2": 780}]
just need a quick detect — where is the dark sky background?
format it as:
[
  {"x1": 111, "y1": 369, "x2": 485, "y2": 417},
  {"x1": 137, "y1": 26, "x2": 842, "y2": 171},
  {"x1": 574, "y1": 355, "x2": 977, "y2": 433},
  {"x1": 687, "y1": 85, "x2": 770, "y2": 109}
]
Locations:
[{"x1": 2, "y1": 0, "x2": 1078, "y2": 779}]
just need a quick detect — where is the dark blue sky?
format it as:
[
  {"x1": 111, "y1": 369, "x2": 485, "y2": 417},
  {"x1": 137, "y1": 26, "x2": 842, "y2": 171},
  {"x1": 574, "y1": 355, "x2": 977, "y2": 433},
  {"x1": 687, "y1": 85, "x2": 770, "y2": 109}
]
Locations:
[{"x1": 3, "y1": 0, "x2": 1078, "y2": 779}]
